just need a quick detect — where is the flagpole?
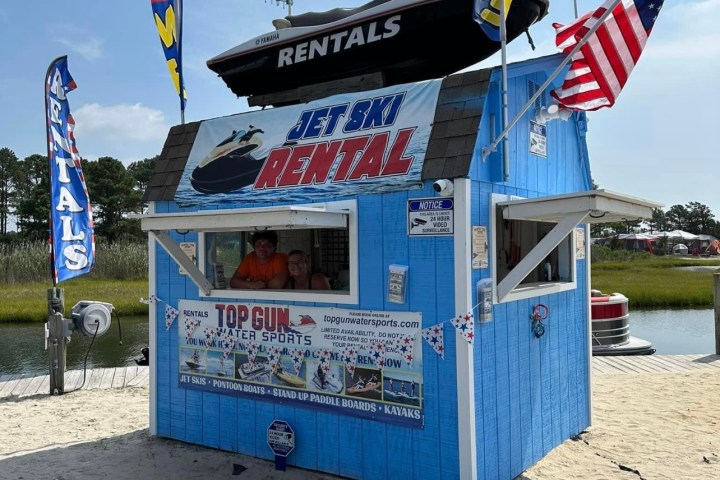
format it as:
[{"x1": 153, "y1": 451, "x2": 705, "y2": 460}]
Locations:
[
  {"x1": 44, "y1": 55, "x2": 66, "y2": 287},
  {"x1": 499, "y1": 0, "x2": 510, "y2": 181},
  {"x1": 481, "y1": 0, "x2": 624, "y2": 161}
]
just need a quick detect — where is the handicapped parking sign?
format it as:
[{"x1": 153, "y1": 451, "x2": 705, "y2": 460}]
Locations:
[{"x1": 268, "y1": 420, "x2": 295, "y2": 470}]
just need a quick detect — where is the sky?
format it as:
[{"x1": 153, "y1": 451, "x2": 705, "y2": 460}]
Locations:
[{"x1": 0, "y1": 0, "x2": 717, "y2": 213}]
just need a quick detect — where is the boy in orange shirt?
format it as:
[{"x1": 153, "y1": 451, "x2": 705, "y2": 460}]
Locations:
[{"x1": 230, "y1": 231, "x2": 288, "y2": 289}]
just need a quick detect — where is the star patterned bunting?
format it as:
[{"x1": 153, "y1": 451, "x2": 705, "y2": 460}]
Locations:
[
  {"x1": 451, "y1": 312, "x2": 475, "y2": 345},
  {"x1": 422, "y1": 323, "x2": 445, "y2": 359}
]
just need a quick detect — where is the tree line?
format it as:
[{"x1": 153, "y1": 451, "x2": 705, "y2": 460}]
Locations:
[
  {"x1": 590, "y1": 201, "x2": 720, "y2": 239},
  {"x1": 0, "y1": 147, "x2": 156, "y2": 243}
]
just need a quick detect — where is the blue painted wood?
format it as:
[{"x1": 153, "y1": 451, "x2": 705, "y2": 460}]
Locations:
[
  {"x1": 387, "y1": 423, "x2": 414, "y2": 480},
  {"x1": 185, "y1": 389, "x2": 204, "y2": 445},
  {"x1": 505, "y1": 300, "x2": 523, "y2": 477},
  {"x1": 338, "y1": 416, "x2": 364, "y2": 479},
  {"x1": 290, "y1": 407, "x2": 318, "y2": 470},
  {"x1": 202, "y1": 392, "x2": 221, "y2": 448},
  {"x1": 219, "y1": 396, "x2": 238, "y2": 452},
  {"x1": 494, "y1": 306, "x2": 512, "y2": 480},
  {"x1": 254, "y1": 402, "x2": 275, "y2": 462},
  {"x1": 315, "y1": 412, "x2": 341, "y2": 475},
  {"x1": 236, "y1": 399, "x2": 257, "y2": 457}
]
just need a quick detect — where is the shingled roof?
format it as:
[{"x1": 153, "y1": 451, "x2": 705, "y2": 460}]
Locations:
[{"x1": 143, "y1": 68, "x2": 491, "y2": 202}]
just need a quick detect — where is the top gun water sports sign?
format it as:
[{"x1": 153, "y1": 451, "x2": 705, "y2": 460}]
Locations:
[
  {"x1": 174, "y1": 79, "x2": 441, "y2": 206},
  {"x1": 178, "y1": 299, "x2": 424, "y2": 427}
]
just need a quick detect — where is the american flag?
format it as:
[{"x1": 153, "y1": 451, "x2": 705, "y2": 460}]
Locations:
[{"x1": 550, "y1": 0, "x2": 665, "y2": 111}]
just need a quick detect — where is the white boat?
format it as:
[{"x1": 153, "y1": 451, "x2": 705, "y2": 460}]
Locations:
[
  {"x1": 590, "y1": 290, "x2": 655, "y2": 356},
  {"x1": 237, "y1": 361, "x2": 271, "y2": 379}
]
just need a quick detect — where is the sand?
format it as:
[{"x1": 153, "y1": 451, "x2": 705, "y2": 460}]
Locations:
[{"x1": 1, "y1": 370, "x2": 719, "y2": 479}]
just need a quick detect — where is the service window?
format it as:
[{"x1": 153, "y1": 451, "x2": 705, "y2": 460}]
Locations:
[
  {"x1": 198, "y1": 200, "x2": 358, "y2": 304},
  {"x1": 492, "y1": 193, "x2": 576, "y2": 303},
  {"x1": 204, "y1": 228, "x2": 351, "y2": 291}
]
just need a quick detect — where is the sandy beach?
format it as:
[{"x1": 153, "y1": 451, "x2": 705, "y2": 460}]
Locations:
[{"x1": 1, "y1": 368, "x2": 719, "y2": 479}]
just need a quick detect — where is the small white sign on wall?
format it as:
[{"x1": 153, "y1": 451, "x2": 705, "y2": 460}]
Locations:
[
  {"x1": 576, "y1": 227, "x2": 586, "y2": 260},
  {"x1": 179, "y1": 242, "x2": 196, "y2": 275},
  {"x1": 472, "y1": 226, "x2": 488, "y2": 269},
  {"x1": 529, "y1": 121, "x2": 547, "y2": 158}
]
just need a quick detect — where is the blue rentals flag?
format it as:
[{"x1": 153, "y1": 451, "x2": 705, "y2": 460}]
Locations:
[
  {"x1": 151, "y1": 0, "x2": 187, "y2": 114},
  {"x1": 45, "y1": 56, "x2": 95, "y2": 285},
  {"x1": 473, "y1": 0, "x2": 514, "y2": 41}
]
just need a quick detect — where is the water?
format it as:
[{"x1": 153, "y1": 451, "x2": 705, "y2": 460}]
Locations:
[
  {"x1": 0, "y1": 315, "x2": 148, "y2": 377},
  {"x1": 630, "y1": 309, "x2": 715, "y2": 355}
]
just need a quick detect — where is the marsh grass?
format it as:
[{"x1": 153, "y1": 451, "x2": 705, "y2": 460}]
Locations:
[
  {"x1": 591, "y1": 246, "x2": 720, "y2": 307},
  {"x1": 1, "y1": 241, "x2": 149, "y2": 323},
  {"x1": 0, "y1": 278, "x2": 148, "y2": 323},
  {"x1": 0, "y1": 240, "x2": 148, "y2": 283}
]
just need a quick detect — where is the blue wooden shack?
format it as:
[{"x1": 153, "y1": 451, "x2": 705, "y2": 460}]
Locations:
[{"x1": 141, "y1": 53, "x2": 658, "y2": 479}]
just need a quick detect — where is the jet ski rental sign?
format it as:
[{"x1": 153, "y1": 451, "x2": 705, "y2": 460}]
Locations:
[
  {"x1": 174, "y1": 80, "x2": 441, "y2": 206},
  {"x1": 177, "y1": 299, "x2": 424, "y2": 427}
]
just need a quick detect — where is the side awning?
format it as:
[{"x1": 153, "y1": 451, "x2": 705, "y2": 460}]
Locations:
[{"x1": 495, "y1": 190, "x2": 662, "y2": 301}]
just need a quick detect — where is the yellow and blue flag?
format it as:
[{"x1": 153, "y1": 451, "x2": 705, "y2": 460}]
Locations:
[
  {"x1": 473, "y1": 0, "x2": 514, "y2": 42},
  {"x1": 151, "y1": 0, "x2": 187, "y2": 112}
]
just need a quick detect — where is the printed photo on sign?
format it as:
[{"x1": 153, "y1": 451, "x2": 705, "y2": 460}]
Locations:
[
  {"x1": 177, "y1": 300, "x2": 424, "y2": 427},
  {"x1": 174, "y1": 80, "x2": 442, "y2": 207}
]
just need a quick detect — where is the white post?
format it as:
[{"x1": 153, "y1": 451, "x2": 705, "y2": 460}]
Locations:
[{"x1": 454, "y1": 178, "x2": 477, "y2": 479}]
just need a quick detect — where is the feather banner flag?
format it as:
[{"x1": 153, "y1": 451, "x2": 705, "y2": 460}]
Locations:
[
  {"x1": 473, "y1": 0, "x2": 514, "y2": 42},
  {"x1": 151, "y1": 0, "x2": 187, "y2": 114},
  {"x1": 45, "y1": 56, "x2": 95, "y2": 285},
  {"x1": 551, "y1": 0, "x2": 665, "y2": 111}
]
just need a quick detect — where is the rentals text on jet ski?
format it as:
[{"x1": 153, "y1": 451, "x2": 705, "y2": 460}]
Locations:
[{"x1": 207, "y1": 0, "x2": 549, "y2": 98}]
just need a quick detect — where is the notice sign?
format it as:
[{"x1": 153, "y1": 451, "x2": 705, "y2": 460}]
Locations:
[
  {"x1": 408, "y1": 198, "x2": 454, "y2": 236},
  {"x1": 529, "y1": 121, "x2": 547, "y2": 157},
  {"x1": 268, "y1": 419, "x2": 294, "y2": 471},
  {"x1": 268, "y1": 420, "x2": 295, "y2": 457}
]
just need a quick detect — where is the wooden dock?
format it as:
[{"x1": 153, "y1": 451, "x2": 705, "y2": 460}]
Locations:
[
  {"x1": 0, "y1": 366, "x2": 149, "y2": 399},
  {"x1": 592, "y1": 353, "x2": 720, "y2": 374},
  {"x1": 0, "y1": 355, "x2": 718, "y2": 399}
]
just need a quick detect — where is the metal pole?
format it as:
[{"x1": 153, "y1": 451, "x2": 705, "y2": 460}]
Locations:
[
  {"x1": 47, "y1": 287, "x2": 67, "y2": 395},
  {"x1": 499, "y1": 0, "x2": 509, "y2": 181},
  {"x1": 481, "y1": 0, "x2": 624, "y2": 161},
  {"x1": 714, "y1": 274, "x2": 720, "y2": 355}
]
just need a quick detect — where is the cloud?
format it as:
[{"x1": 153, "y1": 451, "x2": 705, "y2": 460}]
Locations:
[
  {"x1": 51, "y1": 24, "x2": 104, "y2": 60},
  {"x1": 72, "y1": 103, "x2": 171, "y2": 163},
  {"x1": 56, "y1": 36, "x2": 103, "y2": 61}
]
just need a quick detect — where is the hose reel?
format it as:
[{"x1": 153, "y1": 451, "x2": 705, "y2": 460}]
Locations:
[{"x1": 70, "y1": 301, "x2": 114, "y2": 336}]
